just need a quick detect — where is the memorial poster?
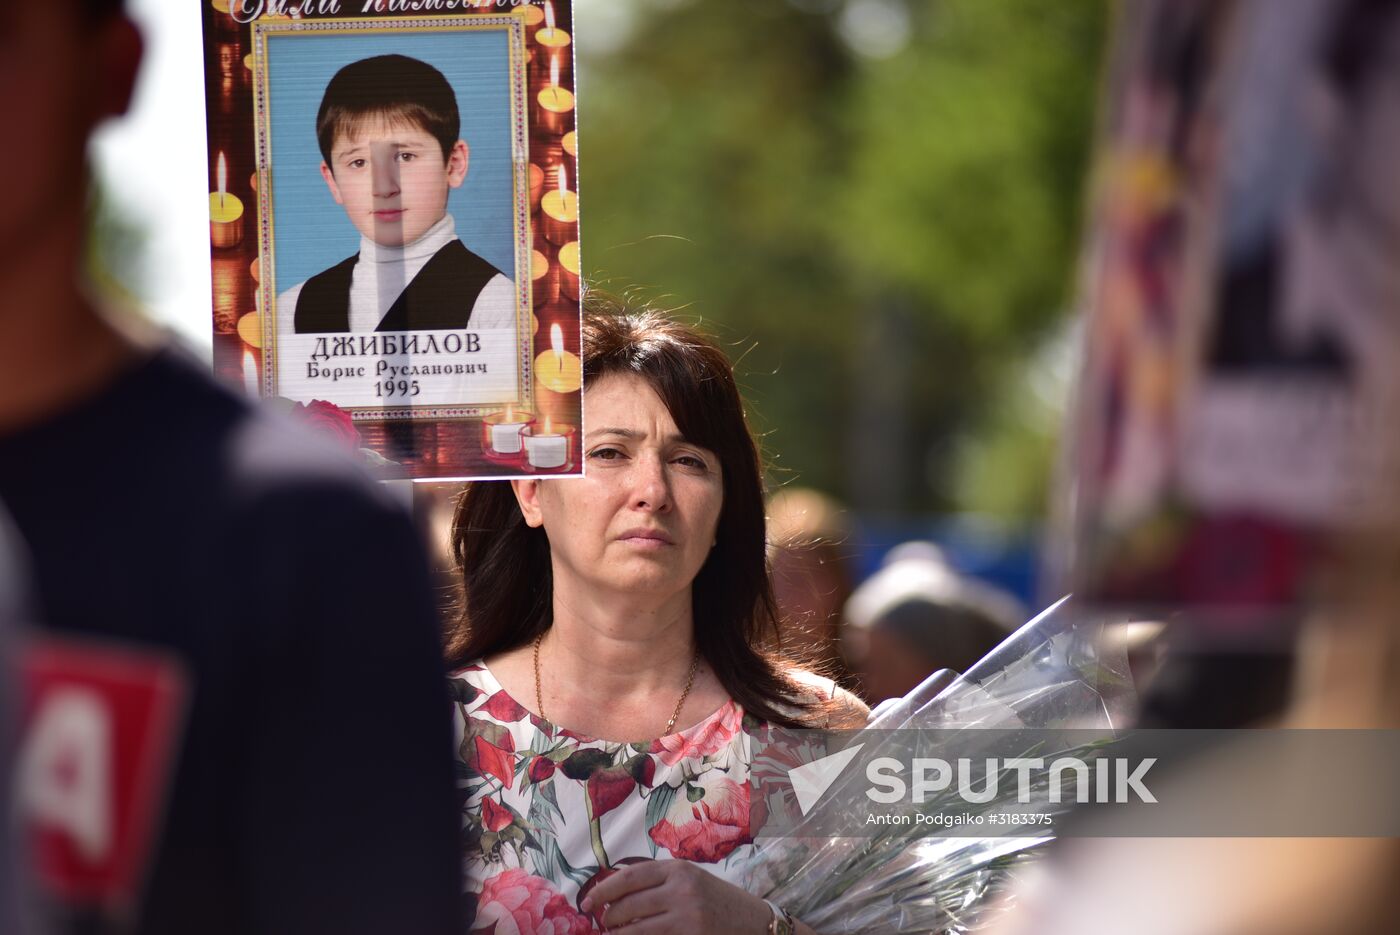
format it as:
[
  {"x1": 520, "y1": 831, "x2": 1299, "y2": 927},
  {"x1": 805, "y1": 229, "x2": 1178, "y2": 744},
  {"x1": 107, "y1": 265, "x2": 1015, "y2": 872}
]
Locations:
[{"x1": 202, "y1": 1, "x2": 583, "y2": 479}]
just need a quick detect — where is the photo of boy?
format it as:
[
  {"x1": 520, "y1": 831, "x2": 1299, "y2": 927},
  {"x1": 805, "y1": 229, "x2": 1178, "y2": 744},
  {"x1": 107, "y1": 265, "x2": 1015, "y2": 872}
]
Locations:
[{"x1": 277, "y1": 54, "x2": 515, "y2": 334}]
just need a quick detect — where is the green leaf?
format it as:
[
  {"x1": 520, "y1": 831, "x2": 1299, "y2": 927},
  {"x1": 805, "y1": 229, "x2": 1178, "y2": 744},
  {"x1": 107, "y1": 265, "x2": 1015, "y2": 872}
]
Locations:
[
  {"x1": 645, "y1": 784, "x2": 678, "y2": 856},
  {"x1": 536, "y1": 776, "x2": 565, "y2": 825},
  {"x1": 447, "y1": 680, "x2": 481, "y2": 705},
  {"x1": 464, "y1": 717, "x2": 514, "y2": 751}
]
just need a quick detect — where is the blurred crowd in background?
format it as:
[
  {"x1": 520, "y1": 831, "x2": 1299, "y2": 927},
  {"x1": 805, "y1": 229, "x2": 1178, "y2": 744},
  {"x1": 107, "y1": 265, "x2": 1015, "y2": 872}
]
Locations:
[{"x1": 97, "y1": 0, "x2": 1106, "y2": 706}]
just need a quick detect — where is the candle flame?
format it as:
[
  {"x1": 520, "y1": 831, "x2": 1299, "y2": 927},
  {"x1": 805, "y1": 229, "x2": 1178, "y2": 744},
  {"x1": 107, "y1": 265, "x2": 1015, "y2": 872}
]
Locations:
[
  {"x1": 550, "y1": 54, "x2": 560, "y2": 89},
  {"x1": 557, "y1": 164, "x2": 569, "y2": 196},
  {"x1": 543, "y1": 415, "x2": 553, "y2": 435},
  {"x1": 242, "y1": 348, "x2": 257, "y2": 396},
  {"x1": 544, "y1": 0, "x2": 556, "y2": 32},
  {"x1": 217, "y1": 152, "x2": 227, "y2": 209},
  {"x1": 550, "y1": 324, "x2": 565, "y2": 372}
]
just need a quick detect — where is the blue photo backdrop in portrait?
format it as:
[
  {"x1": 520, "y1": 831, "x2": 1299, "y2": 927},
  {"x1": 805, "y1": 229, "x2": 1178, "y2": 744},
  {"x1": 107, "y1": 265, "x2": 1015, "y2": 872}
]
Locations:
[{"x1": 265, "y1": 29, "x2": 515, "y2": 293}]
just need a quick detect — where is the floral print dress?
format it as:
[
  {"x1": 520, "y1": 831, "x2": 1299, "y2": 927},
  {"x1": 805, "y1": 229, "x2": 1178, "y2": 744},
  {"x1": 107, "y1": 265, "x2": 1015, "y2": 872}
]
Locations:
[{"x1": 450, "y1": 661, "x2": 761, "y2": 934}]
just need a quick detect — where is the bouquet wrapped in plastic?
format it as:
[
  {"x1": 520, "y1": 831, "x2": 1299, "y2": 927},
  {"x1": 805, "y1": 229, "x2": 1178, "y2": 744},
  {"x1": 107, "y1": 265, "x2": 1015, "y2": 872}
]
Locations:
[{"x1": 737, "y1": 597, "x2": 1136, "y2": 934}]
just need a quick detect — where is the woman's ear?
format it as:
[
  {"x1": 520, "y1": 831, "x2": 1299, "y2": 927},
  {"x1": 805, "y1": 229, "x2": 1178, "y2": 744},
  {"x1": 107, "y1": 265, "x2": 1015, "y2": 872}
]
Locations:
[{"x1": 510, "y1": 478, "x2": 544, "y2": 528}]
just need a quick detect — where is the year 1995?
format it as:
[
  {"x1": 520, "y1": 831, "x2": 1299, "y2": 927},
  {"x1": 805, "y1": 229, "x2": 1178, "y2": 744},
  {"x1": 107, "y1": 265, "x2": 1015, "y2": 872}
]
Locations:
[{"x1": 375, "y1": 379, "x2": 421, "y2": 398}]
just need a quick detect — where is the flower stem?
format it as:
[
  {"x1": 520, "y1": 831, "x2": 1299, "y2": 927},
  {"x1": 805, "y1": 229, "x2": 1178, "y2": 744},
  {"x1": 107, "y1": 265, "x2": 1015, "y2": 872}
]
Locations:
[{"x1": 585, "y1": 791, "x2": 610, "y2": 868}]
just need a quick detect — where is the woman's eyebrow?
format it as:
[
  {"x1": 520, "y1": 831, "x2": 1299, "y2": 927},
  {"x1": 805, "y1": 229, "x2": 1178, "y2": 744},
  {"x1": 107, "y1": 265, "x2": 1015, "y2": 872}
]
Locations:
[
  {"x1": 585, "y1": 427, "x2": 697, "y2": 446},
  {"x1": 585, "y1": 427, "x2": 642, "y2": 440}
]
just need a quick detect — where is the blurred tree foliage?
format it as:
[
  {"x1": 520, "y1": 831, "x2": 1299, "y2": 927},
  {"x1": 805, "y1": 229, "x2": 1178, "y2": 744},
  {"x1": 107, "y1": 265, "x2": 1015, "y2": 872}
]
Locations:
[
  {"x1": 578, "y1": 0, "x2": 1108, "y2": 518},
  {"x1": 87, "y1": 178, "x2": 148, "y2": 309}
]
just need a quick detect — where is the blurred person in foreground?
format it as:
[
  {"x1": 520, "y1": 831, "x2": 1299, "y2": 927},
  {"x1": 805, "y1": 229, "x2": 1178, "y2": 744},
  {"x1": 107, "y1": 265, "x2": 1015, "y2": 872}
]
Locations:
[
  {"x1": 1, "y1": 510, "x2": 28, "y2": 933},
  {"x1": 844, "y1": 542, "x2": 1023, "y2": 703},
  {"x1": 766, "y1": 487, "x2": 858, "y2": 688},
  {"x1": 0, "y1": 2, "x2": 460, "y2": 932},
  {"x1": 447, "y1": 302, "x2": 869, "y2": 935}
]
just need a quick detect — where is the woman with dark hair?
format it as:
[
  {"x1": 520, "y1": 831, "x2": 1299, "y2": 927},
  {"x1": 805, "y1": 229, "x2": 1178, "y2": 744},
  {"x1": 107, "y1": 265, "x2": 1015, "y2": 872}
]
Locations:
[{"x1": 448, "y1": 297, "x2": 867, "y2": 934}]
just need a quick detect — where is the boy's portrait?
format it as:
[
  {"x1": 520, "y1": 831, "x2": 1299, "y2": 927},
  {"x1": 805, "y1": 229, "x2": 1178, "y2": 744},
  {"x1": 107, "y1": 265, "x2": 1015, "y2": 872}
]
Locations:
[
  {"x1": 280, "y1": 54, "x2": 515, "y2": 334},
  {"x1": 259, "y1": 23, "x2": 526, "y2": 414}
]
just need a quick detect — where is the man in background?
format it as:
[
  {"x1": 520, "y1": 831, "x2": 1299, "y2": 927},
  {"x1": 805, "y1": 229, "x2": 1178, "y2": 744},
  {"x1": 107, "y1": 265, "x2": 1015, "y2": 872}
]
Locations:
[
  {"x1": 844, "y1": 542, "x2": 1023, "y2": 702},
  {"x1": 0, "y1": 2, "x2": 461, "y2": 932}
]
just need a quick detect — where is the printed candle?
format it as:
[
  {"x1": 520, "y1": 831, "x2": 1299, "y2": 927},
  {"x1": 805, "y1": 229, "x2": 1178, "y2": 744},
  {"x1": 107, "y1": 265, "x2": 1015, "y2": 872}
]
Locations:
[
  {"x1": 486, "y1": 406, "x2": 533, "y2": 456},
  {"x1": 523, "y1": 2, "x2": 545, "y2": 43},
  {"x1": 558, "y1": 241, "x2": 580, "y2": 301},
  {"x1": 218, "y1": 42, "x2": 239, "y2": 81},
  {"x1": 562, "y1": 130, "x2": 578, "y2": 158},
  {"x1": 211, "y1": 257, "x2": 240, "y2": 334},
  {"x1": 536, "y1": 56, "x2": 575, "y2": 137},
  {"x1": 209, "y1": 153, "x2": 244, "y2": 248},
  {"x1": 540, "y1": 165, "x2": 578, "y2": 245},
  {"x1": 536, "y1": 1, "x2": 572, "y2": 51},
  {"x1": 535, "y1": 323, "x2": 582, "y2": 395},
  {"x1": 237, "y1": 312, "x2": 263, "y2": 349},
  {"x1": 532, "y1": 248, "x2": 557, "y2": 307},
  {"x1": 250, "y1": 256, "x2": 261, "y2": 283},
  {"x1": 211, "y1": 0, "x2": 237, "y2": 34},
  {"x1": 524, "y1": 417, "x2": 570, "y2": 470},
  {"x1": 529, "y1": 162, "x2": 544, "y2": 211}
]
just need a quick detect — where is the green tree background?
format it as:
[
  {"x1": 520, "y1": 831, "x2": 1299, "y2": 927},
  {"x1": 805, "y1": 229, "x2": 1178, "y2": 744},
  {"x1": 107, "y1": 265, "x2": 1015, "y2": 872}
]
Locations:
[
  {"x1": 576, "y1": 0, "x2": 1108, "y2": 524},
  {"x1": 88, "y1": 0, "x2": 1109, "y2": 549}
]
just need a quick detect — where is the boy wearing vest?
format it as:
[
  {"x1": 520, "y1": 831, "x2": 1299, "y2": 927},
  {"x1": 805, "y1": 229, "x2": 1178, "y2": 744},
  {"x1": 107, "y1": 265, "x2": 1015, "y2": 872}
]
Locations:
[{"x1": 278, "y1": 54, "x2": 515, "y2": 334}]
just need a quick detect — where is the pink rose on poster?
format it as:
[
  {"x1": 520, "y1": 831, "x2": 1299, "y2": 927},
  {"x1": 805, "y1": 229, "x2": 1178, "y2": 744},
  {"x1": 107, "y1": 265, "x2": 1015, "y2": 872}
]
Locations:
[
  {"x1": 290, "y1": 399, "x2": 360, "y2": 450},
  {"x1": 648, "y1": 776, "x2": 752, "y2": 863},
  {"x1": 471, "y1": 868, "x2": 594, "y2": 935},
  {"x1": 653, "y1": 701, "x2": 742, "y2": 766}
]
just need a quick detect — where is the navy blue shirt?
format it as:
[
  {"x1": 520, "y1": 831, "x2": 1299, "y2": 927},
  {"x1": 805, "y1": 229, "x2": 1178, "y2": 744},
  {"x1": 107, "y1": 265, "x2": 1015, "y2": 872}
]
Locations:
[{"x1": 0, "y1": 347, "x2": 461, "y2": 934}]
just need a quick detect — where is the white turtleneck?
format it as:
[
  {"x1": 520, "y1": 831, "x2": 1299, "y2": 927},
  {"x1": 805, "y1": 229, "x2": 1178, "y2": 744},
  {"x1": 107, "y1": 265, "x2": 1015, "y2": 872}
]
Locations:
[{"x1": 277, "y1": 213, "x2": 515, "y2": 333}]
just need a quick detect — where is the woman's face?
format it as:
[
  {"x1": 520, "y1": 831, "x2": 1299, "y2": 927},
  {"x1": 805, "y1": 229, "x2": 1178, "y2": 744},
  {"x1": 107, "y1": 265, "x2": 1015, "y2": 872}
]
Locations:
[{"x1": 512, "y1": 372, "x2": 724, "y2": 605}]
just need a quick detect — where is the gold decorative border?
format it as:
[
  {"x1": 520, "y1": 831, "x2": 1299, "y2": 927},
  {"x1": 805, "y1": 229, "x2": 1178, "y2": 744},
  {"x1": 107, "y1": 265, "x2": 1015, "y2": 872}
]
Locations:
[{"x1": 250, "y1": 12, "x2": 534, "y2": 420}]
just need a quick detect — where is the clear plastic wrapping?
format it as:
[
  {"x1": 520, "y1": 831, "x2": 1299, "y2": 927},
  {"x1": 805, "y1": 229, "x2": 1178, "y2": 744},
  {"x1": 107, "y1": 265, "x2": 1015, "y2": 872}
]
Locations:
[{"x1": 738, "y1": 597, "x2": 1135, "y2": 934}]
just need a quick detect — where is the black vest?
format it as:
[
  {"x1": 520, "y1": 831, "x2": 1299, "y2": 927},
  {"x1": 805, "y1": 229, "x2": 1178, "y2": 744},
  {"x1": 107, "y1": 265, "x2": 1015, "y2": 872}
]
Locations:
[{"x1": 293, "y1": 239, "x2": 504, "y2": 333}]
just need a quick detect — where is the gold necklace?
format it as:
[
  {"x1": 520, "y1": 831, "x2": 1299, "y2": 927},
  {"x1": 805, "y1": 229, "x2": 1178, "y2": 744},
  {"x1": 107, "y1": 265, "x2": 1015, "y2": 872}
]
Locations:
[{"x1": 532, "y1": 631, "x2": 701, "y2": 736}]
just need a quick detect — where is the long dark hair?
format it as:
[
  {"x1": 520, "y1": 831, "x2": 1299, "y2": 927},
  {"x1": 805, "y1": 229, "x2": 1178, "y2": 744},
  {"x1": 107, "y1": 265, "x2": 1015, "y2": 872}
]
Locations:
[{"x1": 447, "y1": 294, "x2": 828, "y2": 728}]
